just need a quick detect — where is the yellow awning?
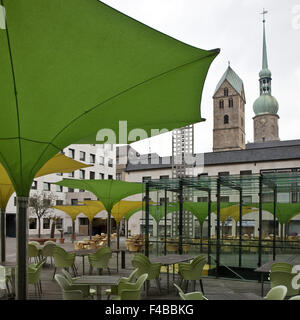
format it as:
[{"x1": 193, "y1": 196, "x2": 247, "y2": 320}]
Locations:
[
  {"x1": 82, "y1": 200, "x2": 144, "y2": 224},
  {"x1": 218, "y1": 205, "x2": 258, "y2": 223},
  {"x1": 52, "y1": 205, "x2": 84, "y2": 221},
  {"x1": 78, "y1": 202, "x2": 106, "y2": 222},
  {"x1": 0, "y1": 153, "x2": 91, "y2": 210}
]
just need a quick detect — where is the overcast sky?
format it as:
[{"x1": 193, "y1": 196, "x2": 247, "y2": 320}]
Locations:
[{"x1": 102, "y1": 0, "x2": 300, "y2": 156}]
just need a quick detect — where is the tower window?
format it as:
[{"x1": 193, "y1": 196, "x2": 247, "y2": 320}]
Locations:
[
  {"x1": 219, "y1": 100, "x2": 224, "y2": 109},
  {"x1": 229, "y1": 98, "x2": 233, "y2": 108},
  {"x1": 224, "y1": 88, "x2": 228, "y2": 97},
  {"x1": 224, "y1": 115, "x2": 229, "y2": 124}
]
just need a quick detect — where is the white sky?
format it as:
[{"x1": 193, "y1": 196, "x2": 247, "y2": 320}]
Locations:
[{"x1": 101, "y1": 0, "x2": 300, "y2": 156}]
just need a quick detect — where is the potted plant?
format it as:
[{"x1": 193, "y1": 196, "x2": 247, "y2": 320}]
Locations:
[{"x1": 57, "y1": 229, "x2": 65, "y2": 244}]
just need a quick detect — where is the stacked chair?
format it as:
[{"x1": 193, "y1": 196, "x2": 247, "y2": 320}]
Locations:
[
  {"x1": 62, "y1": 269, "x2": 96, "y2": 298},
  {"x1": 88, "y1": 247, "x2": 112, "y2": 275},
  {"x1": 178, "y1": 254, "x2": 207, "y2": 293},
  {"x1": 28, "y1": 242, "x2": 41, "y2": 264},
  {"x1": 55, "y1": 274, "x2": 91, "y2": 300},
  {"x1": 132, "y1": 253, "x2": 162, "y2": 294}
]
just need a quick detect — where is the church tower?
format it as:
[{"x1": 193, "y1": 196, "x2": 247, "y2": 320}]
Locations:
[
  {"x1": 213, "y1": 65, "x2": 246, "y2": 152},
  {"x1": 253, "y1": 10, "x2": 279, "y2": 142}
]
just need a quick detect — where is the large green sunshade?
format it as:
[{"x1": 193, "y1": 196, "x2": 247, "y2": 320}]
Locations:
[
  {"x1": 55, "y1": 179, "x2": 143, "y2": 212},
  {"x1": 0, "y1": 0, "x2": 219, "y2": 196}
]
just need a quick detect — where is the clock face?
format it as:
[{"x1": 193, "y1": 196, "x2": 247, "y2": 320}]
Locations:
[{"x1": 259, "y1": 118, "x2": 267, "y2": 126}]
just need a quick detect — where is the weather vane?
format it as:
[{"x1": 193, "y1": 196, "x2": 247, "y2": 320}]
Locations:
[{"x1": 261, "y1": 8, "x2": 268, "y2": 23}]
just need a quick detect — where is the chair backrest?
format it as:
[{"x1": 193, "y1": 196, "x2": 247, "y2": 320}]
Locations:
[
  {"x1": 44, "y1": 240, "x2": 57, "y2": 246},
  {"x1": 127, "y1": 268, "x2": 138, "y2": 282},
  {"x1": 264, "y1": 285, "x2": 287, "y2": 300},
  {"x1": 28, "y1": 243, "x2": 39, "y2": 257},
  {"x1": 55, "y1": 274, "x2": 72, "y2": 291},
  {"x1": 270, "y1": 262, "x2": 293, "y2": 273},
  {"x1": 191, "y1": 255, "x2": 207, "y2": 266},
  {"x1": 62, "y1": 269, "x2": 74, "y2": 284},
  {"x1": 289, "y1": 295, "x2": 300, "y2": 300},
  {"x1": 42, "y1": 243, "x2": 56, "y2": 257},
  {"x1": 173, "y1": 283, "x2": 185, "y2": 296},
  {"x1": 270, "y1": 271, "x2": 299, "y2": 296},
  {"x1": 135, "y1": 273, "x2": 148, "y2": 290},
  {"x1": 29, "y1": 241, "x2": 41, "y2": 247},
  {"x1": 179, "y1": 291, "x2": 207, "y2": 300}
]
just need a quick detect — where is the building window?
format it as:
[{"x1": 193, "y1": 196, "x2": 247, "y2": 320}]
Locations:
[
  {"x1": 218, "y1": 172, "x2": 229, "y2": 176},
  {"x1": 14, "y1": 197, "x2": 16, "y2": 206},
  {"x1": 68, "y1": 188, "x2": 74, "y2": 192},
  {"x1": 31, "y1": 181, "x2": 37, "y2": 190},
  {"x1": 79, "y1": 170, "x2": 85, "y2": 179},
  {"x1": 56, "y1": 185, "x2": 63, "y2": 192},
  {"x1": 197, "y1": 197, "x2": 208, "y2": 202},
  {"x1": 79, "y1": 151, "x2": 86, "y2": 161},
  {"x1": 108, "y1": 175, "x2": 113, "y2": 180},
  {"x1": 29, "y1": 218, "x2": 37, "y2": 229},
  {"x1": 229, "y1": 98, "x2": 233, "y2": 108},
  {"x1": 219, "y1": 100, "x2": 224, "y2": 109},
  {"x1": 56, "y1": 200, "x2": 63, "y2": 205},
  {"x1": 160, "y1": 175, "x2": 169, "y2": 180},
  {"x1": 90, "y1": 171, "x2": 95, "y2": 180},
  {"x1": 79, "y1": 189, "x2": 85, "y2": 192},
  {"x1": 116, "y1": 173, "x2": 122, "y2": 181},
  {"x1": 142, "y1": 176, "x2": 151, "y2": 182},
  {"x1": 90, "y1": 154, "x2": 95, "y2": 164},
  {"x1": 99, "y1": 156, "x2": 104, "y2": 165},
  {"x1": 43, "y1": 182, "x2": 51, "y2": 191},
  {"x1": 43, "y1": 218, "x2": 50, "y2": 229},
  {"x1": 224, "y1": 115, "x2": 229, "y2": 124},
  {"x1": 108, "y1": 159, "x2": 113, "y2": 167},
  {"x1": 69, "y1": 148, "x2": 75, "y2": 159},
  {"x1": 224, "y1": 87, "x2": 228, "y2": 97},
  {"x1": 71, "y1": 199, "x2": 78, "y2": 205},
  {"x1": 99, "y1": 173, "x2": 104, "y2": 180},
  {"x1": 240, "y1": 170, "x2": 252, "y2": 175},
  {"x1": 220, "y1": 196, "x2": 230, "y2": 202},
  {"x1": 68, "y1": 171, "x2": 74, "y2": 178},
  {"x1": 79, "y1": 218, "x2": 89, "y2": 225},
  {"x1": 56, "y1": 173, "x2": 63, "y2": 176},
  {"x1": 159, "y1": 197, "x2": 169, "y2": 205},
  {"x1": 56, "y1": 218, "x2": 63, "y2": 229}
]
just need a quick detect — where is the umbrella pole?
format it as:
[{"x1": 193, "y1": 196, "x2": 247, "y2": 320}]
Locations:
[
  {"x1": 72, "y1": 220, "x2": 75, "y2": 244},
  {"x1": 107, "y1": 212, "x2": 111, "y2": 247},
  {"x1": 117, "y1": 222, "x2": 120, "y2": 250},
  {"x1": 16, "y1": 196, "x2": 29, "y2": 300},
  {"x1": 89, "y1": 221, "x2": 92, "y2": 240},
  {"x1": 0, "y1": 208, "x2": 6, "y2": 262}
]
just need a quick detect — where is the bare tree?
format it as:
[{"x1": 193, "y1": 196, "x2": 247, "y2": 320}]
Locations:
[
  {"x1": 49, "y1": 214, "x2": 60, "y2": 238},
  {"x1": 29, "y1": 192, "x2": 56, "y2": 238}
]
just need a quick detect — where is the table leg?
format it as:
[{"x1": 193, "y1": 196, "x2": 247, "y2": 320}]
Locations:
[
  {"x1": 167, "y1": 265, "x2": 169, "y2": 294},
  {"x1": 173, "y1": 264, "x2": 175, "y2": 281},
  {"x1": 261, "y1": 273, "x2": 264, "y2": 297},
  {"x1": 82, "y1": 256, "x2": 85, "y2": 275},
  {"x1": 117, "y1": 252, "x2": 119, "y2": 273}
]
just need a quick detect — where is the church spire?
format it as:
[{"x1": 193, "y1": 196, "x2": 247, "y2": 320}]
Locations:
[{"x1": 262, "y1": 11, "x2": 268, "y2": 70}]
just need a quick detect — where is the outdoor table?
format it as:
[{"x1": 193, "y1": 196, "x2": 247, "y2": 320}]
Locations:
[
  {"x1": 72, "y1": 275, "x2": 121, "y2": 299},
  {"x1": 151, "y1": 254, "x2": 197, "y2": 293},
  {"x1": 255, "y1": 256, "x2": 300, "y2": 297},
  {"x1": 0, "y1": 261, "x2": 16, "y2": 298},
  {"x1": 68, "y1": 249, "x2": 121, "y2": 275}
]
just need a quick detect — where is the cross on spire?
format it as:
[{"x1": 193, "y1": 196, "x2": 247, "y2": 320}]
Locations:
[{"x1": 261, "y1": 8, "x2": 268, "y2": 23}]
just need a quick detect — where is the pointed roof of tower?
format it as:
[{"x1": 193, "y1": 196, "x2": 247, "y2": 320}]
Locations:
[{"x1": 214, "y1": 66, "x2": 244, "y2": 96}]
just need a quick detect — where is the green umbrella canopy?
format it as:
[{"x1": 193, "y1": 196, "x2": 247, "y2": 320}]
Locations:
[
  {"x1": 124, "y1": 207, "x2": 143, "y2": 222},
  {"x1": 0, "y1": 0, "x2": 219, "y2": 196},
  {"x1": 55, "y1": 179, "x2": 143, "y2": 212},
  {"x1": 149, "y1": 204, "x2": 178, "y2": 224},
  {"x1": 247, "y1": 203, "x2": 300, "y2": 224},
  {"x1": 183, "y1": 202, "x2": 209, "y2": 224}
]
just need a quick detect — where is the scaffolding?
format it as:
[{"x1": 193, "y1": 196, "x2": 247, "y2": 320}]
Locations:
[{"x1": 171, "y1": 125, "x2": 194, "y2": 242}]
